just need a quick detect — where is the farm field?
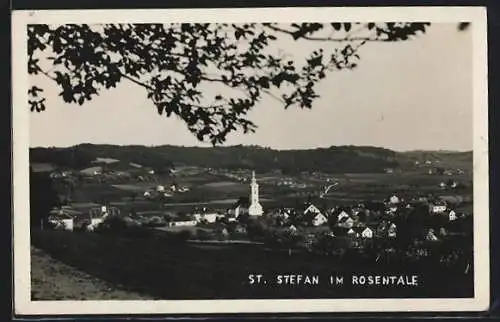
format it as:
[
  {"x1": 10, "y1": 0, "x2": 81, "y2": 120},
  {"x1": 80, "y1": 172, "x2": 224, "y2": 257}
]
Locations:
[
  {"x1": 63, "y1": 169, "x2": 472, "y2": 217},
  {"x1": 31, "y1": 230, "x2": 473, "y2": 300}
]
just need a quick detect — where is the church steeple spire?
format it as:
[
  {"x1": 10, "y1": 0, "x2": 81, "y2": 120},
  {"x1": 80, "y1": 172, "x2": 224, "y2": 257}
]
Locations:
[{"x1": 248, "y1": 169, "x2": 263, "y2": 216}]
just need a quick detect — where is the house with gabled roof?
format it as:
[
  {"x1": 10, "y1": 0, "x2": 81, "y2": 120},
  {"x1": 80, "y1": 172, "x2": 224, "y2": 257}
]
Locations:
[
  {"x1": 337, "y1": 210, "x2": 350, "y2": 222},
  {"x1": 337, "y1": 215, "x2": 354, "y2": 229},
  {"x1": 303, "y1": 203, "x2": 322, "y2": 216},
  {"x1": 311, "y1": 213, "x2": 328, "y2": 226},
  {"x1": 361, "y1": 226, "x2": 374, "y2": 239},
  {"x1": 232, "y1": 197, "x2": 250, "y2": 218},
  {"x1": 448, "y1": 209, "x2": 458, "y2": 221}
]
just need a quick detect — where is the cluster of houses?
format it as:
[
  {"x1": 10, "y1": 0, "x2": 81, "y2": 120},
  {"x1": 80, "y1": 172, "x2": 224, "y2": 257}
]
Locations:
[
  {"x1": 226, "y1": 192, "x2": 464, "y2": 242},
  {"x1": 143, "y1": 183, "x2": 190, "y2": 199},
  {"x1": 47, "y1": 190, "x2": 465, "y2": 245},
  {"x1": 47, "y1": 205, "x2": 117, "y2": 231}
]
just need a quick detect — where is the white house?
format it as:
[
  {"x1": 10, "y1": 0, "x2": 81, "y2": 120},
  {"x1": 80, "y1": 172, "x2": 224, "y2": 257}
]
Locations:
[
  {"x1": 86, "y1": 217, "x2": 104, "y2": 231},
  {"x1": 337, "y1": 210, "x2": 350, "y2": 222},
  {"x1": 280, "y1": 209, "x2": 292, "y2": 220},
  {"x1": 361, "y1": 227, "x2": 374, "y2": 239},
  {"x1": 156, "y1": 185, "x2": 165, "y2": 192},
  {"x1": 143, "y1": 191, "x2": 151, "y2": 197},
  {"x1": 194, "y1": 212, "x2": 218, "y2": 224},
  {"x1": 338, "y1": 215, "x2": 354, "y2": 229},
  {"x1": 389, "y1": 195, "x2": 400, "y2": 204},
  {"x1": 388, "y1": 223, "x2": 397, "y2": 238},
  {"x1": 347, "y1": 228, "x2": 357, "y2": 236},
  {"x1": 304, "y1": 203, "x2": 321, "y2": 216},
  {"x1": 87, "y1": 205, "x2": 115, "y2": 231},
  {"x1": 448, "y1": 210, "x2": 458, "y2": 221},
  {"x1": 426, "y1": 229, "x2": 439, "y2": 241},
  {"x1": 312, "y1": 213, "x2": 328, "y2": 226},
  {"x1": 48, "y1": 212, "x2": 74, "y2": 231},
  {"x1": 430, "y1": 201, "x2": 447, "y2": 214}
]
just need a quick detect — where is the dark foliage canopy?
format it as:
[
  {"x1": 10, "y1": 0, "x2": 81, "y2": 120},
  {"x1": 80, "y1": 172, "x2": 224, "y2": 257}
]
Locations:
[{"x1": 28, "y1": 22, "x2": 433, "y2": 144}]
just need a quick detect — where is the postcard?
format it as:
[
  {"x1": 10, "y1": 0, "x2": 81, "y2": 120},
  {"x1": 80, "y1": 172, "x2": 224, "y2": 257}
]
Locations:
[{"x1": 12, "y1": 6, "x2": 489, "y2": 315}]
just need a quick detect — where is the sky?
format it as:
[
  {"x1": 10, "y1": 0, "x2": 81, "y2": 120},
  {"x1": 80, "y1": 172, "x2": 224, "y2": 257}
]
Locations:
[{"x1": 29, "y1": 23, "x2": 472, "y2": 151}]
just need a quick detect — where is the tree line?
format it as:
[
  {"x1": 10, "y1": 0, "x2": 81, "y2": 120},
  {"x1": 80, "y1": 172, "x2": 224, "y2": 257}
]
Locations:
[{"x1": 30, "y1": 144, "x2": 400, "y2": 174}]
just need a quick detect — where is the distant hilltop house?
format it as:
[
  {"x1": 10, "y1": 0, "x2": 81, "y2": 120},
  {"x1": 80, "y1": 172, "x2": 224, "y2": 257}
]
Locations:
[
  {"x1": 129, "y1": 162, "x2": 143, "y2": 168},
  {"x1": 92, "y1": 157, "x2": 120, "y2": 164},
  {"x1": 80, "y1": 166, "x2": 102, "y2": 177}
]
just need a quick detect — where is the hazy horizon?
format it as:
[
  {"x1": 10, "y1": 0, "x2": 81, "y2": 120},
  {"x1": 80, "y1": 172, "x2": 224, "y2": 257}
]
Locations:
[
  {"x1": 29, "y1": 23, "x2": 473, "y2": 151},
  {"x1": 29, "y1": 142, "x2": 472, "y2": 153}
]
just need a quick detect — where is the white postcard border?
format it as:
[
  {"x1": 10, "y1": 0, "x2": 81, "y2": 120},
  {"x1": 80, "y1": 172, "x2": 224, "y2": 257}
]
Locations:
[{"x1": 12, "y1": 6, "x2": 490, "y2": 315}]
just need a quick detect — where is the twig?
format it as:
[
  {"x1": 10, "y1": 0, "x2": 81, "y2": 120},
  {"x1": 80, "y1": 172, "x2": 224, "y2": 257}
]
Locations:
[{"x1": 263, "y1": 24, "x2": 387, "y2": 43}]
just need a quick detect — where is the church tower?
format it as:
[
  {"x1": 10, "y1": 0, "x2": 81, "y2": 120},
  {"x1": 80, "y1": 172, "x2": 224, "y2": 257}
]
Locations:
[{"x1": 248, "y1": 170, "x2": 263, "y2": 216}]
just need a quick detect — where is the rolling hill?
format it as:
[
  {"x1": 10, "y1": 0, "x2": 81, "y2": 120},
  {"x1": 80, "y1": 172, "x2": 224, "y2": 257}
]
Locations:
[{"x1": 29, "y1": 144, "x2": 472, "y2": 175}]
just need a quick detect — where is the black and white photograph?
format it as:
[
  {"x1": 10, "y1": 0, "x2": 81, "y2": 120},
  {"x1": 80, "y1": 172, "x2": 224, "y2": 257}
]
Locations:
[{"x1": 12, "y1": 7, "x2": 489, "y2": 315}]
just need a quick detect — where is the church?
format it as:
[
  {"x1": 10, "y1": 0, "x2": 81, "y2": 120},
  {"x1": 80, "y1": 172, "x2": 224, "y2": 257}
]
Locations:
[{"x1": 232, "y1": 170, "x2": 264, "y2": 217}]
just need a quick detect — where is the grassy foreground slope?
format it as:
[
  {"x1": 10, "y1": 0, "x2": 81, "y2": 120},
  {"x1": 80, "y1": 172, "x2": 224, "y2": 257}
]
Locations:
[{"x1": 31, "y1": 247, "x2": 155, "y2": 300}]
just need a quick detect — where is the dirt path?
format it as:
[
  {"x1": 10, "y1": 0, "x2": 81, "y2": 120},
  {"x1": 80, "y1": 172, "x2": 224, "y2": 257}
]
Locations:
[{"x1": 30, "y1": 247, "x2": 156, "y2": 300}]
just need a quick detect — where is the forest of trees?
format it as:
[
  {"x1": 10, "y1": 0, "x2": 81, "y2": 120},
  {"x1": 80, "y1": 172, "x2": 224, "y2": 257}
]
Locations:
[{"x1": 30, "y1": 144, "x2": 473, "y2": 175}]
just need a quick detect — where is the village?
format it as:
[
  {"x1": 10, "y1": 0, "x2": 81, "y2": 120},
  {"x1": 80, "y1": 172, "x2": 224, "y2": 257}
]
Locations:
[{"x1": 44, "y1": 166, "x2": 473, "y2": 267}]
